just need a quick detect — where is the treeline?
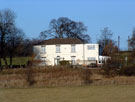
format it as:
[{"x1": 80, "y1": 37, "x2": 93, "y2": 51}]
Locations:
[{"x1": 0, "y1": 9, "x2": 40, "y2": 67}]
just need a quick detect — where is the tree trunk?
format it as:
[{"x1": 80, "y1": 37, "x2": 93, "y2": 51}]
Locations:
[
  {"x1": 1, "y1": 34, "x2": 8, "y2": 68},
  {"x1": 2, "y1": 57, "x2": 8, "y2": 68},
  {"x1": 10, "y1": 53, "x2": 13, "y2": 68},
  {"x1": 0, "y1": 58, "x2": 2, "y2": 71}
]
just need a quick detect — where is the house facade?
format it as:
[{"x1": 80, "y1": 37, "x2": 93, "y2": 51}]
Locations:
[{"x1": 33, "y1": 38, "x2": 99, "y2": 66}]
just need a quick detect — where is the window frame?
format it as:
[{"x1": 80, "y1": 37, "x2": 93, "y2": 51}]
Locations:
[
  {"x1": 56, "y1": 45, "x2": 60, "y2": 53},
  {"x1": 71, "y1": 44, "x2": 76, "y2": 53},
  {"x1": 41, "y1": 57, "x2": 46, "y2": 65},
  {"x1": 41, "y1": 45, "x2": 46, "y2": 54},
  {"x1": 87, "y1": 45, "x2": 95, "y2": 50},
  {"x1": 87, "y1": 57, "x2": 96, "y2": 61}
]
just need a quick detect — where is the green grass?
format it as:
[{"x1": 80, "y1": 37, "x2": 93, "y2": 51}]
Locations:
[
  {"x1": 0, "y1": 85, "x2": 135, "y2": 102},
  {"x1": 1, "y1": 57, "x2": 31, "y2": 65}
]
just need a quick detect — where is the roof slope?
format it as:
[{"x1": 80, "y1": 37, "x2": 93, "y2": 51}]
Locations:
[{"x1": 39, "y1": 38, "x2": 84, "y2": 45}]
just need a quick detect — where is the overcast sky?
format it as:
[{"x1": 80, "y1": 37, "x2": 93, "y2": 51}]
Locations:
[{"x1": 0, "y1": 0, "x2": 135, "y2": 50}]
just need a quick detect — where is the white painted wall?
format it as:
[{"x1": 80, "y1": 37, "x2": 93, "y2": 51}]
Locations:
[{"x1": 33, "y1": 44, "x2": 99, "y2": 66}]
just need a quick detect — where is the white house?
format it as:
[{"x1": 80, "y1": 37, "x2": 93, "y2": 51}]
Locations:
[{"x1": 33, "y1": 38, "x2": 99, "y2": 66}]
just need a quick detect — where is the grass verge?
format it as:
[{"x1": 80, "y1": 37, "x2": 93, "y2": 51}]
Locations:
[{"x1": 0, "y1": 85, "x2": 135, "y2": 102}]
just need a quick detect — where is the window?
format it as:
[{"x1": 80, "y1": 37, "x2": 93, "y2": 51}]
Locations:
[
  {"x1": 87, "y1": 45, "x2": 95, "y2": 50},
  {"x1": 87, "y1": 57, "x2": 96, "y2": 61},
  {"x1": 71, "y1": 45, "x2": 76, "y2": 53},
  {"x1": 41, "y1": 45, "x2": 46, "y2": 54},
  {"x1": 56, "y1": 45, "x2": 60, "y2": 53},
  {"x1": 41, "y1": 57, "x2": 46, "y2": 61},
  {"x1": 41, "y1": 57, "x2": 46, "y2": 65}
]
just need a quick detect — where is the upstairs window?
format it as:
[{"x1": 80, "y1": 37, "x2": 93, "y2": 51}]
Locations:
[
  {"x1": 71, "y1": 45, "x2": 76, "y2": 53},
  {"x1": 41, "y1": 45, "x2": 46, "y2": 54},
  {"x1": 87, "y1": 45, "x2": 95, "y2": 50},
  {"x1": 56, "y1": 45, "x2": 60, "y2": 53}
]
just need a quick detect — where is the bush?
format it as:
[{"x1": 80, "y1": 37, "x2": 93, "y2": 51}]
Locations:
[
  {"x1": 27, "y1": 59, "x2": 42, "y2": 67},
  {"x1": 87, "y1": 63, "x2": 97, "y2": 68},
  {"x1": 103, "y1": 58, "x2": 122, "y2": 77},
  {"x1": 119, "y1": 65, "x2": 135, "y2": 76},
  {"x1": 80, "y1": 69, "x2": 92, "y2": 84},
  {"x1": 103, "y1": 54, "x2": 135, "y2": 76},
  {"x1": 25, "y1": 67, "x2": 35, "y2": 86},
  {"x1": 59, "y1": 60, "x2": 70, "y2": 66}
]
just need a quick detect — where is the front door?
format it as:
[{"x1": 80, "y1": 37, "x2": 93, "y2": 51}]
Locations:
[
  {"x1": 71, "y1": 56, "x2": 76, "y2": 65},
  {"x1": 54, "y1": 56, "x2": 60, "y2": 65}
]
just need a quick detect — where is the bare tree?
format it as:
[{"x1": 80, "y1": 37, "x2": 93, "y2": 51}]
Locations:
[
  {"x1": 97, "y1": 27, "x2": 117, "y2": 56},
  {"x1": 39, "y1": 17, "x2": 91, "y2": 43},
  {"x1": 103, "y1": 40, "x2": 118, "y2": 56},
  {"x1": 6, "y1": 27, "x2": 24, "y2": 66},
  {"x1": 20, "y1": 38, "x2": 42, "y2": 57},
  {"x1": 0, "y1": 9, "x2": 16, "y2": 66},
  {"x1": 128, "y1": 28, "x2": 135, "y2": 51},
  {"x1": 0, "y1": 9, "x2": 25, "y2": 67},
  {"x1": 98, "y1": 27, "x2": 113, "y2": 48}
]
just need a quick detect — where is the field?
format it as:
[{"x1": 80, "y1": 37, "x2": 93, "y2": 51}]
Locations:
[
  {"x1": 0, "y1": 85, "x2": 135, "y2": 102},
  {"x1": 1, "y1": 57, "x2": 31, "y2": 65}
]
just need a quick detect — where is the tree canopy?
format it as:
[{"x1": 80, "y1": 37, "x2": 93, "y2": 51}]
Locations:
[{"x1": 39, "y1": 17, "x2": 90, "y2": 43}]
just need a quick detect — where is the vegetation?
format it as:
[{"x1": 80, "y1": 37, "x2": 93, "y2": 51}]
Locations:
[
  {"x1": 97, "y1": 27, "x2": 118, "y2": 56},
  {"x1": 0, "y1": 85, "x2": 135, "y2": 102},
  {"x1": 103, "y1": 51, "x2": 135, "y2": 76},
  {"x1": 1, "y1": 57, "x2": 31, "y2": 66},
  {"x1": 0, "y1": 9, "x2": 25, "y2": 66},
  {"x1": 59, "y1": 60, "x2": 70, "y2": 66},
  {"x1": 0, "y1": 9, "x2": 34, "y2": 68},
  {"x1": 0, "y1": 67, "x2": 92, "y2": 87},
  {"x1": 39, "y1": 17, "x2": 90, "y2": 43},
  {"x1": 128, "y1": 28, "x2": 135, "y2": 51}
]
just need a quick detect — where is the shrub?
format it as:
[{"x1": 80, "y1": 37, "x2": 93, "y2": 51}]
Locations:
[
  {"x1": 59, "y1": 60, "x2": 70, "y2": 66},
  {"x1": 103, "y1": 53, "x2": 135, "y2": 76},
  {"x1": 87, "y1": 63, "x2": 97, "y2": 68},
  {"x1": 25, "y1": 67, "x2": 35, "y2": 86},
  {"x1": 80, "y1": 69, "x2": 92, "y2": 84},
  {"x1": 27, "y1": 59, "x2": 42, "y2": 67},
  {"x1": 103, "y1": 58, "x2": 122, "y2": 77},
  {"x1": 119, "y1": 65, "x2": 135, "y2": 76}
]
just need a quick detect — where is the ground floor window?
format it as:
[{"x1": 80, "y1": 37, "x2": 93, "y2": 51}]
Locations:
[
  {"x1": 41, "y1": 57, "x2": 46, "y2": 65},
  {"x1": 87, "y1": 57, "x2": 96, "y2": 61}
]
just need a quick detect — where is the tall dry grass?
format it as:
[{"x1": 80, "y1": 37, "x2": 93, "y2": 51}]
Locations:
[
  {"x1": 1, "y1": 66, "x2": 135, "y2": 88},
  {"x1": 0, "y1": 66, "x2": 92, "y2": 88}
]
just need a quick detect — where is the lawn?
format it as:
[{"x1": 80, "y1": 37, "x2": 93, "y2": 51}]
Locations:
[
  {"x1": 1, "y1": 57, "x2": 31, "y2": 65},
  {"x1": 0, "y1": 85, "x2": 135, "y2": 102}
]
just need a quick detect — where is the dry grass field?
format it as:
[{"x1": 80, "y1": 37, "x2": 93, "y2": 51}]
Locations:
[{"x1": 0, "y1": 85, "x2": 135, "y2": 102}]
